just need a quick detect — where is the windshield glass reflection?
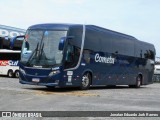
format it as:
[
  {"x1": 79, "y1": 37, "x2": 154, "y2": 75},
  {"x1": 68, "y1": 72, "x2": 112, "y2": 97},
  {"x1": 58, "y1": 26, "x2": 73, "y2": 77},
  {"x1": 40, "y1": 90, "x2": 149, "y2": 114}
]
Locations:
[{"x1": 21, "y1": 30, "x2": 67, "y2": 67}]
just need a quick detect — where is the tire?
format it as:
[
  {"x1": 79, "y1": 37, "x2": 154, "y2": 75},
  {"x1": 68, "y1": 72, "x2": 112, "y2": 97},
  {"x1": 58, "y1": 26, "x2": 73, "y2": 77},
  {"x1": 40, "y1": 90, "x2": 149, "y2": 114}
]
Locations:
[
  {"x1": 8, "y1": 70, "x2": 14, "y2": 78},
  {"x1": 129, "y1": 75, "x2": 141, "y2": 88},
  {"x1": 80, "y1": 73, "x2": 91, "y2": 90},
  {"x1": 135, "y1": 75, "x2": 141, "y2": 88},
  {"x1": 14, "y1": 70, "x2": 19, "y2": 78}
]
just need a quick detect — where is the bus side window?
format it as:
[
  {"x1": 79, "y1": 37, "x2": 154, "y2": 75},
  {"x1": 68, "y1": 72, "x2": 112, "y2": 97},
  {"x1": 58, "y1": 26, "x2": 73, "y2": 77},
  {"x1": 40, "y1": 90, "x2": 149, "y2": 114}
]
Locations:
[
  {"x1": 64, "y1": 44, "x2": 80, "y2": 69},
  {"x1": 65, "y1": 44, "x2": 74, "y2": 62},
  {"x1": 83, "y1": 50, "x2": 90, "y2": 63}
]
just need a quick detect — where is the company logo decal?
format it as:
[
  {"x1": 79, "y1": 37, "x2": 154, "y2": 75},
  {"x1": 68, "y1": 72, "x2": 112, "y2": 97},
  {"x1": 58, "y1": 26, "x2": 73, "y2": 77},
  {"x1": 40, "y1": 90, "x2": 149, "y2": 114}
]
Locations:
[
  {"x1": 95, "y1": 53, "x2": 115, "y2": 64},
  {"x1": 0, "y1": 29, "x2": 24, "y2": 38},
  {"x1": 0, "y1": 60, "x2": 19, "y2": 66}
]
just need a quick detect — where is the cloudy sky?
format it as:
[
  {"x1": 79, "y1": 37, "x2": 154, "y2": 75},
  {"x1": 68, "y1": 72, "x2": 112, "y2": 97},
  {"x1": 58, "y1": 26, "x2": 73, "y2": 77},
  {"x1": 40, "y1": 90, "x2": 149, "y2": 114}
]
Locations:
[{"x1": 0, "y1": 0, "x2": 160, "y2": 56}]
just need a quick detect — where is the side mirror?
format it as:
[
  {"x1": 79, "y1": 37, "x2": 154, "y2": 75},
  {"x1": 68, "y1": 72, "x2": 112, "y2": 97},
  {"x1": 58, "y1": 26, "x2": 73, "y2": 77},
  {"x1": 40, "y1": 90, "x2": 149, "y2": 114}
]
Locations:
[{"x1": 58, "y1": 37, "x2": 66, "y2": 50}]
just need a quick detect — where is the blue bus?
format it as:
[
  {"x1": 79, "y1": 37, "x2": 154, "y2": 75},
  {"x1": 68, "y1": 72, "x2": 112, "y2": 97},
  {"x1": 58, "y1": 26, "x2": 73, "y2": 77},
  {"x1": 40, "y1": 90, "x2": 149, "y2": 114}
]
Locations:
[{"x1": 19, "y1": 24, "x2": 155, "y2": 89}]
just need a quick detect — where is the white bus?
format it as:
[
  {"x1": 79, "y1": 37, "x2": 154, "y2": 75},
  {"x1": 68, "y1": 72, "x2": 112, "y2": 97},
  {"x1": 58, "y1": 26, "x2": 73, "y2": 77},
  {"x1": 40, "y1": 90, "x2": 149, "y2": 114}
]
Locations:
[
  {"x1": 0, "y1": 24, "x2": 25, "y2": 49},
  {"x1": 0, "y1": 49, "x2": 20, "y2": 78}
]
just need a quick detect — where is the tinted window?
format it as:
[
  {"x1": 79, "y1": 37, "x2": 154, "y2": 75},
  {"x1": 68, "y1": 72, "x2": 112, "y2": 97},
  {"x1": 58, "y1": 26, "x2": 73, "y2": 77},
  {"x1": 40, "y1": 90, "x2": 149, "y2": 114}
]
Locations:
[
  {"x1": 64, "y1": 44, "x2": 80, "y2": 69},
  {"x1": 84, "y1": 28, "x2": 101, "y2": 51},
  {"x1": 68, "y1": 26, "x2": 83, "y2": 48},
  {"x1": 99, "y1": 32, "x2": 112, "y2": 53},
  {"x1": 111, "y1": 34, "x2": 135, "y2": 56},
  {"x1": 0, "y1": 53, "x2": 20, "y2": 60},
  {"x1": 135, "y1": 41, "x2": 155, "y2": 60},
  {"x1": 84, "y1": 27, "x2": 135, "y2": 56}
]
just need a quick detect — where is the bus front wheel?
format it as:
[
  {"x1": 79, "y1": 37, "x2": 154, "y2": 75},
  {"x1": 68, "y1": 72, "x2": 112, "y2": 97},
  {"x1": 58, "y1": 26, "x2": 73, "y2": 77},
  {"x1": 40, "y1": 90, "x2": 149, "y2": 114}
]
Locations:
[
  {"x1": 80, "y1": 73, "x2": 91, "y2": 90},
  {"x1": 8, "y1": 70, "x2": 14, "y2": 78}
]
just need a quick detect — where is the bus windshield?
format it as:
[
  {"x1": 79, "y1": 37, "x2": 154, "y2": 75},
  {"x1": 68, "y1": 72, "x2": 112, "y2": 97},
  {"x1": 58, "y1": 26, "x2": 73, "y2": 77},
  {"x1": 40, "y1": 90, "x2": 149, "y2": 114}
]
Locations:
[{"x1": 21, "y1": 30, "x2": 67, "y2": 67}]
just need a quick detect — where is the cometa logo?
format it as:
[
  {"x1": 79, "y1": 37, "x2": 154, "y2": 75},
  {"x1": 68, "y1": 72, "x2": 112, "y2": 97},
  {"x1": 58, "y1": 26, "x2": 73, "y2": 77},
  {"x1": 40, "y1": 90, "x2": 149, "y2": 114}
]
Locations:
[{"x1": 95, "y1": 53, "x2": 115, "y2": 64}]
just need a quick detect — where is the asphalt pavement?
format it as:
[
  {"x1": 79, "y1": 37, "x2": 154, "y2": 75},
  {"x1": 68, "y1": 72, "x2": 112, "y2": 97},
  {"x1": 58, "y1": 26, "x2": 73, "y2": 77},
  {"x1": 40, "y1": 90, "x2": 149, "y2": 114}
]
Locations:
[{"x1": 0, "y1": 76, "x2": 160, "y2": 120}]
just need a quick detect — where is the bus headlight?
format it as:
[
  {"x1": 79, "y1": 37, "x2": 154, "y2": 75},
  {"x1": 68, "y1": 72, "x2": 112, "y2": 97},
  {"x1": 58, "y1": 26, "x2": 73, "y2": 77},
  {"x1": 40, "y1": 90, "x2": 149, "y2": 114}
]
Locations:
[
  {"x1": 19, "y1": 68, "x2": 26, "y2": 75},
  {"x1": 49, "y1": 70, "x2": 60, "y2": 76}
]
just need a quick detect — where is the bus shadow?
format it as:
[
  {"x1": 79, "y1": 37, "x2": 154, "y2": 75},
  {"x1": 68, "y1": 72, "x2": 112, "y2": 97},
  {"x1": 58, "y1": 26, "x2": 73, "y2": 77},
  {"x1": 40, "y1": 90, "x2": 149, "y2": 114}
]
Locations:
[
  {"x1": 0, "y1": 75, "x2": 8, "y2": 78},
  {"x1": 0, "y1": 75, "x2": 18, "y2": 79},
  {"x1": 22, "y1": 85, "x2": 147, "y2": 94},
  {"x1": 23, "y1": 86, "x2": 82, "y2": 93},
  {"x1": 23, "y1": 87, "x2": 99, "y2": 96},
  {"x1": 90, "y1": 85, "x2": 147, "y2": 90}
]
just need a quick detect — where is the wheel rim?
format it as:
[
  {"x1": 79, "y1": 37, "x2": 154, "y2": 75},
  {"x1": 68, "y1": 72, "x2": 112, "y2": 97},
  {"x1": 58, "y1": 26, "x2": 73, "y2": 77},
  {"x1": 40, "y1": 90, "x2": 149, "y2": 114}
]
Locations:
[
  {"x1": 137, "y1": 76, "x2": 141, "y2": 87},
  {"x1": 82, "y1": 74, "x2": 89, "y2": 87},
  {"x1": 8, "y1": 71, "x2": 13, "y2": 77},
  {"x1": 15, "y1": 72, "x2": 19, "y2": 78}
]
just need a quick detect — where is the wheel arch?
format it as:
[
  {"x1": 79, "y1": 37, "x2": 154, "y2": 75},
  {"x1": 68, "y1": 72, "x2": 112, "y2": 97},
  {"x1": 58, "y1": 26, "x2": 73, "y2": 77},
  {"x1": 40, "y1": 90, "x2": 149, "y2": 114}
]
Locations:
[
  {"x1": 138, "y1": 72, "x2": 143, "y2": 85},
  {"x1": 82, "y1": 69, "x2": 93, "y2": 85},
  {"x1": 8, "y1": 69, "x2": 13, "y2": 73},
  {"x1": 7, "y1": 69, "x2": 14, "y2": 77}
]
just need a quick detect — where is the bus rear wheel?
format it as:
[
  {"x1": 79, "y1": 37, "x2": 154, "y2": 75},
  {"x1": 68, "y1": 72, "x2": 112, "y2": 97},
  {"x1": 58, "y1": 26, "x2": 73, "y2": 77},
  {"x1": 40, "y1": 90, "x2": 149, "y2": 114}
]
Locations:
[
  {"x1": 14, "y1": 70, "x2": 19, "y2": 78},
  {"x1": 80, "y1": 73, "x2": 91, "y2": 90},
  {"x1": 8, "y1": 70, "x2": 14, "y2": 78},
  {"x1": 129, "y1": 75, "x2": 141, "y2": 88},
  {"x1": 135, "y1": 75, "x2": 141, "y2": 88}
]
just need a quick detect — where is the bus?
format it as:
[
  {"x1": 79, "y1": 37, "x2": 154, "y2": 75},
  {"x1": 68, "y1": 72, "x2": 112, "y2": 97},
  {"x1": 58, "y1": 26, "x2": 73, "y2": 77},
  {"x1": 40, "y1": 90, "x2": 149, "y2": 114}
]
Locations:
[
  {"x1": 0, "y1": 49, "x2": 21, "y2": 78},
  {"x1": 9, "y1": 35, "x2": 25, "y2": 50},
  {"x1": 0, "y1": 24, "x2": 25, "y2": 49},
  {"x1": 19, "y1": 24, "x2": 156, "y2": 89},
  {"x1": 154, "y1": 57, "x2": 160, "y2": 75}
]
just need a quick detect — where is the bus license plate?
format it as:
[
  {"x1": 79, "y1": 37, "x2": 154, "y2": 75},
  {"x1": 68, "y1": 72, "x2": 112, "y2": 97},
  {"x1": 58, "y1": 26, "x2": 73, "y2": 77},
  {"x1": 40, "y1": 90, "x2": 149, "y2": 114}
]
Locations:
[{"x1": 32, "y1": 78, "x2": 40, "y2": 82}]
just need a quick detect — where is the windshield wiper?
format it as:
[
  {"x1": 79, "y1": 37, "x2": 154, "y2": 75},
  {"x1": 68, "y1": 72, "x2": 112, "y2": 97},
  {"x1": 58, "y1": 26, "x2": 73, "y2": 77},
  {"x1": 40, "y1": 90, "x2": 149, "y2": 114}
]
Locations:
[
  {"x1": 26, "y1": 42, "x2": 39, "y2": 66},
  {"x1": 38, "y1": 43, "x2": 44, "y2": 60}
]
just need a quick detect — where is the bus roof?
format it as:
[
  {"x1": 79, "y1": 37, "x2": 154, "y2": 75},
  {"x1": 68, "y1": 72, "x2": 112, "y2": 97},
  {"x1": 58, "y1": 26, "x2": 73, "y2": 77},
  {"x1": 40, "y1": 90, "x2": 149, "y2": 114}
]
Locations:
[
  {"x1": 86, "y1": 25, "x2": 137, "y2": 40},
  {"x1": 0, "y1": 25, "x2": 26, "y2": 33},
  {"x1": 29, "y1": 23, "x2": 137, "y2": 40},
  {"x1": 28, "y1": 23, "x2": 82, "y2": 30},
  {"x1": 28, "y1": 23, "x2": 155, "y2": 50},
  {"x1": 0, "y1": 25, "x2": 26, "y2": 38}
]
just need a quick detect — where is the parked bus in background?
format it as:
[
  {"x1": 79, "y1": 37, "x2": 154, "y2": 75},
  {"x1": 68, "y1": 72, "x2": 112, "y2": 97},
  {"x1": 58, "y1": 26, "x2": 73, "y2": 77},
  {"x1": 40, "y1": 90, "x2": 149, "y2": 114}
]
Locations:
[
  {"x1": 154, "y1": 57, "x2": 160, "y2": 75},
  {"x1": 0, "y1": 24, "x2": 25, "y2": 49},
  {"x1": 9, "y1": 35, "x2": 25, "y2": 50},
  {"x1": 153, "y1": 57, "x2": 160, "y2": 82},
  {"x1": 0, "y1": 49, "x2": 21, "y2": 78},
  {"x1": 19, "y1": 24, "x2": 155, "y2": 89}
]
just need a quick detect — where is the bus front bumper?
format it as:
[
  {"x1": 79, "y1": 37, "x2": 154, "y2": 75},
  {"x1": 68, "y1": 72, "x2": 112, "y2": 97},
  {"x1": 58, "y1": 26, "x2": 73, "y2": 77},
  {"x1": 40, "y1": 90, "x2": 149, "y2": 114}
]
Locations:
[
  {"x1": 19, "y1": 79, "x2": 59, "y2": 86},
  {"x1": 19, "y1": 71, "x2": 62, "y2": 87}
]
